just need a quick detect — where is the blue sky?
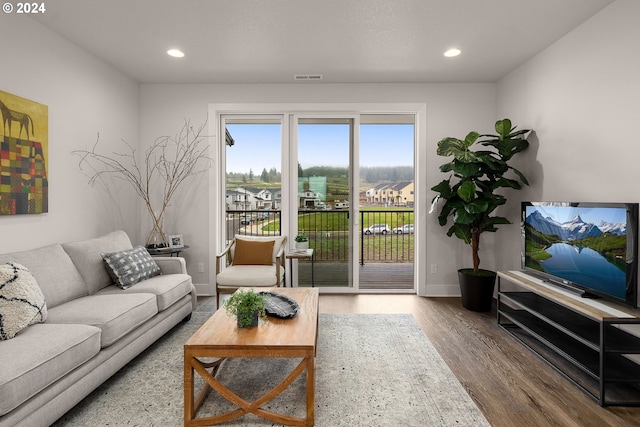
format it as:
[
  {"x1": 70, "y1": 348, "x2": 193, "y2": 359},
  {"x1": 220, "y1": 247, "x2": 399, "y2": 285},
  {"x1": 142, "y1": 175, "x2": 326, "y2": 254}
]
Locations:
[
  {"x1": 527, "y1": 205, "x2": 627, "y2": 225},
  {"x1": 225, "y1": 123, "x2": 413, "y2": 173}
]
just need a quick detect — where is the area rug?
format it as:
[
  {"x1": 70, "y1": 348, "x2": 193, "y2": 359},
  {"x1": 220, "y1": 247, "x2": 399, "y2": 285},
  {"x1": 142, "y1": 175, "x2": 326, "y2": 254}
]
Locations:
[{"x1": 52, "y1": 313, "x2": 491, "y2": 426}]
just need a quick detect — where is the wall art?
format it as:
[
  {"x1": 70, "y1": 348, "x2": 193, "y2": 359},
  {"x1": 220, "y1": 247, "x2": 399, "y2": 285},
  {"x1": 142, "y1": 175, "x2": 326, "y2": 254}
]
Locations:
[{"x1": 0, "y1": 90, "x2": 48, "y2": 215}]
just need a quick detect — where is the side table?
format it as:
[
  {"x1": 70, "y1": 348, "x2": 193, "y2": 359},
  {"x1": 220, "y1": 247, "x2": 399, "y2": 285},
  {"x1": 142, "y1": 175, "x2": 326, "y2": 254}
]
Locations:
[
  {"x1": 146, "y1": 245, "x2": 189, "y2": 257},
  {"x1": 286, "y1": 248, "x2": 314, "y2": 287}
]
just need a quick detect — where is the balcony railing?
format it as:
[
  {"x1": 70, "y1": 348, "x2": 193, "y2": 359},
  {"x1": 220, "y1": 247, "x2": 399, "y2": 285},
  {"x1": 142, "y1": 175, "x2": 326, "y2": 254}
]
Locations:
[{"x1": 225, "y1": 209, "x2": 414, "y2": 265}]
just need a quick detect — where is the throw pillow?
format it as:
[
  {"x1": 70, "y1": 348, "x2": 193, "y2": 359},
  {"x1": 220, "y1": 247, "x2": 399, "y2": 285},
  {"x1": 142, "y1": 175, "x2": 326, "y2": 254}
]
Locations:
[
  {"x1": 233, "y1": 239, "x2": 275, "y2": 266},
  {"x1": 101, "y1": 246, "x2": 161, "y2": 289},
  {"x1": 235, "y1": 235, "x2": 285, "y2": 263},
  {"x1": 0, "y1": 262, "x2": 48, "y2": 340}
]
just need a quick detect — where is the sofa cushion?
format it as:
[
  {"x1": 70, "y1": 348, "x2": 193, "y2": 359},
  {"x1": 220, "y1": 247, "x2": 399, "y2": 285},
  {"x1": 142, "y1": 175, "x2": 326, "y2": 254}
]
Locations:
[
  {"x1": 96, "y1": 273, "x2": 192, "y2": 311},
  {"x1": 216, "y1": 265, "x2": 281, "y2": 288},
  {"x1": 0, "y1": 262, "x2": 47, "y2": 340},
  {"x1": 0, "y1": 323, "x2": 101, "y2": 416},
  {"x1": 233, "y1": 239, "x2": 275, "y2": 266},
  {"x1": 46, "y1": 294, "x2": 157, "y2": 347},
  {"x1": 0, "y1": 244, "x2": 88, "y2": 309},
  {"x1": 62, "y1": 230, "x2": 133, "y2": 294},
  {"x1": 101, "y1": 246, "x2": 161, "y2": 289}
]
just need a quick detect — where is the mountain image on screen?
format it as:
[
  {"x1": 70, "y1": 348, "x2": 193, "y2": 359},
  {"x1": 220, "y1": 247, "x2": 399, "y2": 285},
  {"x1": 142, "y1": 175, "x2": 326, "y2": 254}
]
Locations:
[
  {"x1": 523, "y1": 206, "x2": 628, "y2": 300},
  {"x1": 526, "y1": 210, "x2": 626, "y2": 240}
]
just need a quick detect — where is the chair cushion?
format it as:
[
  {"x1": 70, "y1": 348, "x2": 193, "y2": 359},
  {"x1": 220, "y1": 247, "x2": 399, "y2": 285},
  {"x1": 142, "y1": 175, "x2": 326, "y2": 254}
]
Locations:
[
  {"x1": 95, "y1": 273, "x2": 192, "y2": 312},
  {"x1": 0, "y1": 244, "x2": 88, "y2": 309},
  {"x1": 216, "y1": 265, "x2": 281, "y2": 288},
  {"x1": 101, "y1": 246, "x2": 161, "y2": 289},
  {"x1": 62, "y1": 230, "x2": 133, "y2": 294},
  {"x1": 0, "y1": 262, "x2": 47, "y2": 340},
  {"x1": 46, "y1": 293, "x2": 157, "y2": 347},
  {"x1": 0, "y1": 323, "x2": 101, "y2": 416},
  {"x1": 233, "y1": 239, "x2": 274, "y2": 266},
  {"x1": 234, "y1": 235, "x2": 285, "y2": 263}
]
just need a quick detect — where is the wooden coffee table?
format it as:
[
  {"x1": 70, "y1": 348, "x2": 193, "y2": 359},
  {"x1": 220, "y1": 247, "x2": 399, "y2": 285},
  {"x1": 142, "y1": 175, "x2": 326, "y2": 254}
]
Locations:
[{"x1": 184, "y1": 287, "x2": 319, "y2": 426}]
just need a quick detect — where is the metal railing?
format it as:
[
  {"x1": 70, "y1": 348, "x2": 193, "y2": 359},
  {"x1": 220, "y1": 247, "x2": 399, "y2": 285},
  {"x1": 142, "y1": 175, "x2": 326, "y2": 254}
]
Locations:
[
  {"x1": 225, "y1": 210, "x2": 282, "y2": 240},
  {"x1": 359, "y1": 210, "x2": 414, "y2": 264},
  {"x1": 225, "y1": 209, "x2": 414, "y2": 264}
]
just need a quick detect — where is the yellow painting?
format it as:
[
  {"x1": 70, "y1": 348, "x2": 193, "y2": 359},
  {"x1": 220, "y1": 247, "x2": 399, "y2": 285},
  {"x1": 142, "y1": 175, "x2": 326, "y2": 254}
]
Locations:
[{"x1": 0, "y1": 90, "x2": 49, "y2": 214}]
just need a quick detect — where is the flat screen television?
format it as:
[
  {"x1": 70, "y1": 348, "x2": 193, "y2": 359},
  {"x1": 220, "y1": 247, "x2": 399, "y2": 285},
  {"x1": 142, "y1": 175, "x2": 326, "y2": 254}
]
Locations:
[{"x1": 521, "y1": 201, "x2": 639, "y2": 308}]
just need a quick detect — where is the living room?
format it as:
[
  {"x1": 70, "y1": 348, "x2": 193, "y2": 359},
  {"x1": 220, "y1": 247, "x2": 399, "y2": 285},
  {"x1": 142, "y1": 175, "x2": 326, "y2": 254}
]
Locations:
[{"x1": 1, "y1": 1, "x2": 640, "y2": 426}]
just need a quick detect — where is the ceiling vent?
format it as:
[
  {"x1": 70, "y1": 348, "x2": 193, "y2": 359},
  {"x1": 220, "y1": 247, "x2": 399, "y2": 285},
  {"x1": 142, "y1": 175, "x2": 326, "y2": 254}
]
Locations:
[{"x1": 294, "y1": 74, "x2": 324, "y2": 81}]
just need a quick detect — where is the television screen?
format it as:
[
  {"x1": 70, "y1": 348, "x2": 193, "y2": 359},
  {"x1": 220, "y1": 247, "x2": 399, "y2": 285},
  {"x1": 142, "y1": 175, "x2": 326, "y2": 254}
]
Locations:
[{"x1": 521, "y1": 202, "x2": 639, "y2": 307}]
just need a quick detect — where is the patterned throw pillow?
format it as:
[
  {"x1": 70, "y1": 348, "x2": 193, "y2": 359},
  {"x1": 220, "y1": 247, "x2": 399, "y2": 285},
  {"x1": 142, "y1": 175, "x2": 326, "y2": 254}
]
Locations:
[
  {"x1": 101, "y1": 246, "x2": 161, "y2": 289},
  {"x1": 0, "y1": 262, "x2": 48, "y2": 340}
]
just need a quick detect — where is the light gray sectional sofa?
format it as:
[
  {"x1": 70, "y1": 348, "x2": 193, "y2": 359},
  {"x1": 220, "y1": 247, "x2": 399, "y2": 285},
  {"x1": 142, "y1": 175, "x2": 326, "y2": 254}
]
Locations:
[{"x1": 0, "y1": 230, "x2": 196, "y2": 427}]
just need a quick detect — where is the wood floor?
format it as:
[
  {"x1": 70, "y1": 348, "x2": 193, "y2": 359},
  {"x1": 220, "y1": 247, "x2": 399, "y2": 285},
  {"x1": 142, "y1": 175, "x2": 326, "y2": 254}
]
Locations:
[{"x1": 203, "y1": 294, "x2": 640, "y2": 426}]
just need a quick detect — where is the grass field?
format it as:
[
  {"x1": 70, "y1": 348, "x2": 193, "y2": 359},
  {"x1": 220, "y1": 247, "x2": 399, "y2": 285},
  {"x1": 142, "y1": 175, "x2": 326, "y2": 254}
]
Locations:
[{"x1": 258, "y1": 208, "x2": 414, "y2": 262}]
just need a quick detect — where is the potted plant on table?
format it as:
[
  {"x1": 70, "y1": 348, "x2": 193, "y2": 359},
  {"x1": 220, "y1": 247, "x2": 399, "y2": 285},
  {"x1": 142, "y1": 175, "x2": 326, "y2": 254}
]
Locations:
[
  {"x1": 223, "y1": 289, "x2": 268, "y2": 328},
  {"x1": 430, "y1": 118, "x2": 531, "y2": 311},
  {"x1": 294, "y1": 232, "x2": 309, "y2": 250}
]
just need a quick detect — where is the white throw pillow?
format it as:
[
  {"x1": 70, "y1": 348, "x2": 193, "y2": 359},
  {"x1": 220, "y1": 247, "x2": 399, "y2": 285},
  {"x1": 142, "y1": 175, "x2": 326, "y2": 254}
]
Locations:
[{"x1": 0, "y1": 262, "x2": 48, "y2": 340}]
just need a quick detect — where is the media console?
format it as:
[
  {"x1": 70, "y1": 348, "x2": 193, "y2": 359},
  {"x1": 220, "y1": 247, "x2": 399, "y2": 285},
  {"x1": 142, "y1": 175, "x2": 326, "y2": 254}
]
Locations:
[{"x1": 497, "y1": 270, "x2": 640, "y2": 406}]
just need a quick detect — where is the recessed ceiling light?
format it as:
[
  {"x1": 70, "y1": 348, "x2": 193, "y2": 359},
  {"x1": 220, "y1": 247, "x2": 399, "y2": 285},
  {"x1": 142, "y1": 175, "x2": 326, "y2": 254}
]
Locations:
[
  {"x1": 444, "y1": 48, "x2": 461, "y2": 58},
  {"x1": 167, "y1": 49, "x2": 185, "y2": 58}
]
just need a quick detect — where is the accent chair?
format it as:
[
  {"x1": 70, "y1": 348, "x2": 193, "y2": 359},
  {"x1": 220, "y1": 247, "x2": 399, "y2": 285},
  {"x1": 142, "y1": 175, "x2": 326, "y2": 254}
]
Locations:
[{"x1": 215, "y1": 235, "x2": 287, "y2": 308}]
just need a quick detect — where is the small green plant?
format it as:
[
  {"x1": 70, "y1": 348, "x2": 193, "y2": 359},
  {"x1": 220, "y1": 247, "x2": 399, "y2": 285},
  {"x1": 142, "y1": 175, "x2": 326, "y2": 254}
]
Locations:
[
  {"x1": 295, "y1": 231, "x2": 308, "y2": 242},
  {"x1": 223, "y1": 289, "x2": 267, "y2": 327}
]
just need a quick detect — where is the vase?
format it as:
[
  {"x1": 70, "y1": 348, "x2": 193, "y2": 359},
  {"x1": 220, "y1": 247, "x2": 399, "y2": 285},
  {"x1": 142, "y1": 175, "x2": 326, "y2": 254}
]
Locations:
[
  {"x1": 146, "y1": 227, "x2": 168, "y2": 249},
  {"x1": 146, "y1": 214, "x2": 168, "y2": 248},
  {"x1": 237, "y1": 310, "x2": 259, "y2": 328},
  {"x1": 295, "y1": 241, "x2": 309, "y2": 250}
]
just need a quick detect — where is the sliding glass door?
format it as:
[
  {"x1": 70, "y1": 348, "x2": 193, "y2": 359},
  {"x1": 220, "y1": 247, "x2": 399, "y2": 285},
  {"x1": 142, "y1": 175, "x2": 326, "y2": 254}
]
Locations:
[
  {"x1": 222, "y1": 116, "x2": 283, "y2": 245},
  {"x1": 293, "y1": 116, "x2": 356, "y2": 288},
  {"x1": 359, "y1": 115, "x2": 415, "y2": 291},
  {"x1": 216, "y1": 106, "x2": 418, "y2": 294}
]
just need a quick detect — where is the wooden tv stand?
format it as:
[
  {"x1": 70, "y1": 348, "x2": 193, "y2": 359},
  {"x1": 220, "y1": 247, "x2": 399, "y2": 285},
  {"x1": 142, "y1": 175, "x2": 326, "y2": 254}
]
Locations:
[{"x1": 497, "y1": 270, "x2": 640, "y2": 406}]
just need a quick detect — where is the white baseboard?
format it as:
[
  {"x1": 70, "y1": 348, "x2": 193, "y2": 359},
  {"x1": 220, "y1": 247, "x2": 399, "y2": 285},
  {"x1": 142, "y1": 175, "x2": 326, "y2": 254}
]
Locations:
[
  {"x1": 424, "y1": 283, "x2": 462, "y2": 297},
  {"x1": 194, "y1": 283, "x2": 214, "y2": 296}
]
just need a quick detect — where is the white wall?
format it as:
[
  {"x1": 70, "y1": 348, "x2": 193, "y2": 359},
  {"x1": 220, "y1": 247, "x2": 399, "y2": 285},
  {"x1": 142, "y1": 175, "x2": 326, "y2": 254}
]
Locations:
[
  {"x1": 0, "y1": 15, "x2": 140, "y2": 252},
  {"x1": 140, "y1": 83, "x2": 496, "y2": 294},
  {"x1": 495, "y1": 0, "x2": 640, "y2": 272}
]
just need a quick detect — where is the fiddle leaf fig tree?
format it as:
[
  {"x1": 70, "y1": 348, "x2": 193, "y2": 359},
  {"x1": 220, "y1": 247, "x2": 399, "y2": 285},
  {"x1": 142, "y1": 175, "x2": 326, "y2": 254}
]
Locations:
[{"x1": 431, "y1": 118, "x2": 531, "y2": 274}]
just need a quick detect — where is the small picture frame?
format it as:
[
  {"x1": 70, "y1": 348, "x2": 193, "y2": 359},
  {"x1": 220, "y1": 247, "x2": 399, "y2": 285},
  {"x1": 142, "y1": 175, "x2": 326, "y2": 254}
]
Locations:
[{"x1": 168, "y1": 234, "x2": 184, "y2": 248}]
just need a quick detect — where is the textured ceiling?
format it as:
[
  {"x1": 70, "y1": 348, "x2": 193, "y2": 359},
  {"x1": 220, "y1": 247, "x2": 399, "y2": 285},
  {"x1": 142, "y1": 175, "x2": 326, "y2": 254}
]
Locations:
[{"x1": 31, "y1": 0, "x2": 614, "y2": 84}]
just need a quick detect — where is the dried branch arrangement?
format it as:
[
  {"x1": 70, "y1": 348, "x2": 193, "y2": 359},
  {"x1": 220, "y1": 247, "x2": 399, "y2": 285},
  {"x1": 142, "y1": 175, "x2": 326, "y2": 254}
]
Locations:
[{"x1": 75, "y1": 120, "x2": 211, "y2": 247}]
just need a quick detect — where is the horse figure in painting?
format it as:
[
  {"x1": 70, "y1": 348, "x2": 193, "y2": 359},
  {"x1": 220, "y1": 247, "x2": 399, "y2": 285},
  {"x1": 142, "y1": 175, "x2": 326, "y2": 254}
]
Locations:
[{"x1": 0, "y1": 98, "x2": 35, "y2": 140}]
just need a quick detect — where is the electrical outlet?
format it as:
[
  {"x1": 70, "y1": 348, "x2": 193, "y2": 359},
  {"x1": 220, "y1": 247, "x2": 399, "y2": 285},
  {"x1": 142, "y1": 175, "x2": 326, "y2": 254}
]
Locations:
[
  {"x1": 197, "y1": 263, "x2": 204, "y2": 273},
  {"x1": 430, "y1": 264, "x2": 437, "y2": 274}
]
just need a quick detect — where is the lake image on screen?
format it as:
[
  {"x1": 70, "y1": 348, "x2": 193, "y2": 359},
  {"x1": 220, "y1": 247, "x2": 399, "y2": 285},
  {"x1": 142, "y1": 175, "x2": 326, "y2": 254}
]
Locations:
[
  {"x1": 524, "y1": 206, "x2": 628, "y2": 299},
  {"x1": 540, "y1": 243, "x2": 625, "y2": 298}
]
